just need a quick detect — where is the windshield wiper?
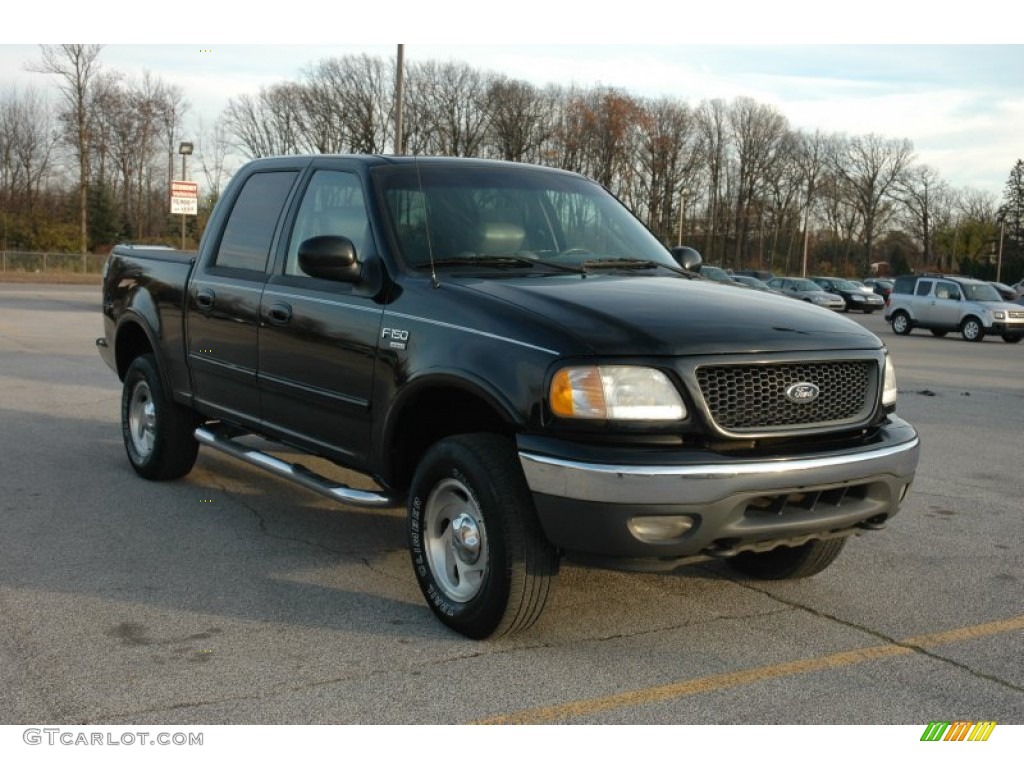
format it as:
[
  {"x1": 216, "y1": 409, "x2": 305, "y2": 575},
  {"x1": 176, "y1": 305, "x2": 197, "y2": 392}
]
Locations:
[
  {"x1": 423, "y1": 254, "x2": 585, "y2": 274},
  {"x1": 581, "y1": 258, "x2": 692, "y2": 277}
]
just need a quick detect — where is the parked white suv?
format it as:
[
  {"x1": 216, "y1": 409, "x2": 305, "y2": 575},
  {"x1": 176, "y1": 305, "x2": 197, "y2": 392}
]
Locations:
[{"x1": 886, "y1": 274, "x2": 1024, "y2": 343}]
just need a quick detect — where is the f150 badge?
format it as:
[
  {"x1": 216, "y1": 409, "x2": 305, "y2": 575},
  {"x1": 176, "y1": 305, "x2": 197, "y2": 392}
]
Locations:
[
  {"x1": 785, "y1": 382, "x2": 820, "y2": 404},
  {"x1": 382, "y1": 327, "x2": 409, "y2": 350}
]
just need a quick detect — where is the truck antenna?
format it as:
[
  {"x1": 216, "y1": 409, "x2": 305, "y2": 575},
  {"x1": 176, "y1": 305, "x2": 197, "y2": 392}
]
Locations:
[{"x1": 414, "y1": 157, "x2": 440, "y2": 289}]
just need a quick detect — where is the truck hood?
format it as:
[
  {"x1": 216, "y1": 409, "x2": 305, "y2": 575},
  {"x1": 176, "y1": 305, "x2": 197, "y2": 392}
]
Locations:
[{"x1": 458, "y1": 274, "x2": 883, "y2": 356}]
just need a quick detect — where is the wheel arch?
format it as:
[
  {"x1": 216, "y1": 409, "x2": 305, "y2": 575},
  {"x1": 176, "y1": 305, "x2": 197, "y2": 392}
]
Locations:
[
  {"x1": 113, "y1": 313, "x2": 179, "y2": 404},
  {"x1": 379, "y1": 374, "x2": 522, "y2": 492}
]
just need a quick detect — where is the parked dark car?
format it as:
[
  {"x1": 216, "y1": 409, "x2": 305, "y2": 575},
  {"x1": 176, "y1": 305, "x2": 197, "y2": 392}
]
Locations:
[
  {"x1": 990, "y1": 282, "x2": 1019, "y2": 301},
  {"x1": 730, "y1": 274, "x2": 785, "y2": 295},
  {"x1": 696, "y1": 264, "x2": 737, "y2": 284},
  {"x1": 810, "y1": 277, "x2": 886, "y2": 314},
  {"x1": 733, "y1": 268, "x2": 775, "y2": 282},
  {"x1": 765, "y1": 277, "x2": 845, "y2": 310},
  {"x1": 863, "y1": 278, "x2": 894, "y2": 305}
]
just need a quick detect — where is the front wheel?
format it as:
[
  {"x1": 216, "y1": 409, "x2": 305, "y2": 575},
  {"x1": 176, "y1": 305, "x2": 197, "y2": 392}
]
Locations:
[
  {"x1": 121, "y1": 354, "x2": 199, "y2": 480},
  {"x1": 961, "y1": 317, "x2": 985, "y2": 342},
  {"x1": 727, "y1": 537, "x2": 847, "y2": 580},
  {"x1": 890, "y1": 311, "x2": 911, "y2": 335},
  {"x1": 408, "y1": 434, "x2": 559, "y2": 639}
]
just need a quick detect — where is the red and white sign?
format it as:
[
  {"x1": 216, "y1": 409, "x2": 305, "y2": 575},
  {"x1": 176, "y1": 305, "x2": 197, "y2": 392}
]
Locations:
[{"x1": 170, "y1": 180, "x2": 198, "y2": 215}]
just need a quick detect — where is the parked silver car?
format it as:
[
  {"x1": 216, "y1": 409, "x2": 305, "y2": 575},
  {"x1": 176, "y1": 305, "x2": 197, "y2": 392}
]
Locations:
[
  {"x1": 766, "y1": 277, "x2": 845, "y2": 310},
  {"x1": 886, "y1": 274, "x2": 1024, "y2": 343}
]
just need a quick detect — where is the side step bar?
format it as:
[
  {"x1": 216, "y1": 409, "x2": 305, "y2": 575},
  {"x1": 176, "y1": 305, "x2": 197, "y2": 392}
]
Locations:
[{"x1": 194, "y1": 425, "x2": 399, "y2": 509}]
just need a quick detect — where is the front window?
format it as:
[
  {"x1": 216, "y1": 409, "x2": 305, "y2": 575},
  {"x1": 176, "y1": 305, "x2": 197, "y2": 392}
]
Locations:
[
  {"x1": 962, "y1": 283, "x2": 1001, "y2": 302},
  {"x1": 373, "y1": 164, "x2": 677, "y2": 272},
  {"x1": 789, "y1": 279, "x2": 822, "y2": 292}
]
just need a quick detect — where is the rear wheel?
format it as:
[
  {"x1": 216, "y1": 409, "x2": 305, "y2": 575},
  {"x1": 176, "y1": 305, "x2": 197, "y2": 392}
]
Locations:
[
  {"x1": 890, "y1": 311, "x2": 911, "y2": 335},
  {"x1": 961, "y1": 317, "x2": 985, "y2": 342},
  {"x1": 728, "y1": 538, "x2": 847, "y2": 580},
  {"x1": 408, "y1": 433, "x2": 559, "y2": 639},
  {"x1": 121, "y1": 354, "x2": 199, "y2": 480}
]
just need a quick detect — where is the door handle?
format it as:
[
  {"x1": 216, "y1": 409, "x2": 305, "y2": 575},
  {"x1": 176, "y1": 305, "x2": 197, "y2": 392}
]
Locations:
[
  {"x1": 267, "y1": 302, "x2": 292, "y2": 326},
  {"x1": 195, "y1": 288, "x2": 216, "y2": 310}
]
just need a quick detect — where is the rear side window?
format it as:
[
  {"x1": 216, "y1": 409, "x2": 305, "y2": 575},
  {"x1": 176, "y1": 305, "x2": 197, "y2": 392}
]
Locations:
[{"x1": 214, "y1": 171, "x2": 298, "y2": 271}]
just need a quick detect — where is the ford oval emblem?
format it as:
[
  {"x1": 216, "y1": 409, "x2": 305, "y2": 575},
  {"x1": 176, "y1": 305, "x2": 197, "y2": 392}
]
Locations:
[{"x1": 785, "y1": 382, "x2": 820, "y2": 404}]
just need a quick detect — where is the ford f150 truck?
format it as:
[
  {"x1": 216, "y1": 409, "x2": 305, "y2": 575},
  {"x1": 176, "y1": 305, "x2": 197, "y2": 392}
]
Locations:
[{"x1": 98, "y1": 155, "x2": 920, "y2": 639}]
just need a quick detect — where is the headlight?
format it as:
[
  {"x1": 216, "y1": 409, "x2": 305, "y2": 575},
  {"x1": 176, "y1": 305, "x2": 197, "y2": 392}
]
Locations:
[
  {"x1": 882, "y1": 357, "x2": 898, "y2": 407},
  {"x1": 550, "y1": 366, "x2": 686, "y2": 420},
  {"x1": 993, "y1": 311, "x2": 1005, "y2": 320}
]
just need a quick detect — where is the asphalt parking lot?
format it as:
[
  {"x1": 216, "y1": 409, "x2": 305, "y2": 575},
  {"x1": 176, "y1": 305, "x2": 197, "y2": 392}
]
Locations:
[{"x1": 0, "y1": 284, "x2": 1021, "y2": 728}]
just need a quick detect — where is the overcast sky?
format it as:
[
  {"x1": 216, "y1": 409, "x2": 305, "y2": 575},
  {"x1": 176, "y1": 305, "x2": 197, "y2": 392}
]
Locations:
[{"x1": 2, "y1": 4, "x2": 1021, "y2": 197}]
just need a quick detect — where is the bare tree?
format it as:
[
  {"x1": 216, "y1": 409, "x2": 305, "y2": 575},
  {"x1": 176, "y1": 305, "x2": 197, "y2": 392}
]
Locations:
[
  {"x1": 29, "y1": 44, "x2": 104, "y2": 253},
  {"x1": 406, "y1": 60, "x2": 490, "y2": 157},
  {"x1": 0, "y1": 86, "x2": 59, "y2": 248},
  {"x1": 790, "y1": 129, "x2": 835, "y2": 274},
  {"x1": 696, "y1": 99, "x2": 729, "y2": 263},
  {"x1": 633, "y1": 97, "x2": 703, "y2": 243},
  {"x1": 892, "y1": 164, "x2": 949, "y2": 270},
  {"x1": 196, "y1": 117, "x2": 232, "y2": 200},
  {"x1": 728, "y1": 97, "x2": 789, "y2": 268},
  {"x1": 485, "y1": 75, "x2": 554, "y2": 163},
  {"x1": 223, "y1": 83, "x2": 306, "y2": 158},
  {"x1": 831, "y1": 133, "x2": 915, "y2": 272}
]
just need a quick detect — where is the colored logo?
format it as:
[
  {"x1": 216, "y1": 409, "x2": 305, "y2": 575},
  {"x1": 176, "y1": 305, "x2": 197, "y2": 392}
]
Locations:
[{"x1": 920, "y1": 721, "x2": 996, "y2": 742}]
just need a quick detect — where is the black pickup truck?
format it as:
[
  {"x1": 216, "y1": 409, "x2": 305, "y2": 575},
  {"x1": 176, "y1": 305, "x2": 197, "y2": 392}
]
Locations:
[{"x1": 98, "y1": 155, "x2": 920, "y2": 639}]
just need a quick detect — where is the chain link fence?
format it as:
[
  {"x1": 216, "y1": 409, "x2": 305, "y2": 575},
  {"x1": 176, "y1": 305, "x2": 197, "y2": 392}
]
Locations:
[{"x1": 1, "y1": 251, "x2": 107, "y2": 275}]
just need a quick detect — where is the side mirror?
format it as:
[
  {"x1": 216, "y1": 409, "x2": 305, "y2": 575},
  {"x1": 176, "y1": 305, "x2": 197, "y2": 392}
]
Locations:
[
  {"x1": 298, "y1": 236, "x2": 360, "y2": 282},
  {"x1": 670, "y1": 246, "x2": 702, "y2": 271}
]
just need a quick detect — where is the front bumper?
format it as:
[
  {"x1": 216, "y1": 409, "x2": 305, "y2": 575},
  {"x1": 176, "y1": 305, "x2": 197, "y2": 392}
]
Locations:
[{"x1": 518, "y1": 416, "x2": 920, "y2": 571}]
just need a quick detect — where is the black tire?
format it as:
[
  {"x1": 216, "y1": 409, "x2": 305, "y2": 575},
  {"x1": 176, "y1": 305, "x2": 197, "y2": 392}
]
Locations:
[
  {"x1": 930, "y1": 329, "x2": 948, "y2": 337},
  {"x1": 890, "y1": 311, "x2": 912, "y2": 335},
  {"x1": 121, "y1": 354, "x2": 199, "y2": 480},
  {"x1": 1003, "y1": 334, "x2": 1022, "y2": 344},
  {"x1": 408, "y1": 433, "x2": 558, "y2": 639},
  {"x1": 960, "y1": 316, "x2": 985, "y2": 342},
  {"x1": 727, "y1": 537, "x2": 847, "y2": 580}
]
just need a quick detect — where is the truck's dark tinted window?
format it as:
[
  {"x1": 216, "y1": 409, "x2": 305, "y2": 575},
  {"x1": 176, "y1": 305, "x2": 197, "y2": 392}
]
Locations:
[
  {"x1": 214, "y1": 171, "x2": 297, "y2": 271},
  {"x1": 286, "y1": 171, "x2": 369, "y2": 276}
]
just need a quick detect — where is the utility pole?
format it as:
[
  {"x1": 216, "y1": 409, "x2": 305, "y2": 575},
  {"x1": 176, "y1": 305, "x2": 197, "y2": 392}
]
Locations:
[
  {"x1": 676, "y1": 188, "x2": 687, "y2": 245},
  {"x1": 394, "y1": 44, "x2": 405, "y2": 155}
]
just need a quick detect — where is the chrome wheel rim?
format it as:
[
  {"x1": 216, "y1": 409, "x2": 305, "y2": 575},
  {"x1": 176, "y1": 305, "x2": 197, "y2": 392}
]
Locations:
[
  {"x1": 963, "y1": 321, "x2": 979, "y2": 340},
  {"x1": 893, "y1": 315, "x2": 907, "y2": 333},
  {"x1": 424, "y1": 478, "x2": 488, "y2": 603},
  {"x1": 128, "y1": 381, "x2": 157, "y2": 458}
]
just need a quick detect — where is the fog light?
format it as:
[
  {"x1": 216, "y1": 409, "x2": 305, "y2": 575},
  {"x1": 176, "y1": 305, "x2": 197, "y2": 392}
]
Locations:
[{"x1": 628, "y1": 515, "x2": 695, "y2": 543}]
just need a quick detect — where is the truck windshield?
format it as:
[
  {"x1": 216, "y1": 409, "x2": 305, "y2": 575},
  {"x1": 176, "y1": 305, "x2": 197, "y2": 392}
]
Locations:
[{"x1": 372, "y1": 164, "x2": 678, "y2": 272}]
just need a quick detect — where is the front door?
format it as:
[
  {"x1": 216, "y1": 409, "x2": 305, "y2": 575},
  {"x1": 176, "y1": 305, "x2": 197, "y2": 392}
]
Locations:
[{"x1": 257, "y1": 166, "x2": 384, "y2": 469}]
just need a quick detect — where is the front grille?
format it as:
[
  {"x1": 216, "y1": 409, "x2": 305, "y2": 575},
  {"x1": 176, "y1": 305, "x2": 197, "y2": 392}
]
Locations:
[
  {"x1": 1008, "y1": 311, "x2": 1024, "y2": 319},
  {"x1": 695, "y1": 360, "x2": 875, "y2": 432}
]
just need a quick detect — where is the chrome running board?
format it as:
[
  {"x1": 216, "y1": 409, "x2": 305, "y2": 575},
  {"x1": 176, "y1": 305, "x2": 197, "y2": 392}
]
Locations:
[{"x1": 194, "y1": 425, "x2": 398, "y2": 509}]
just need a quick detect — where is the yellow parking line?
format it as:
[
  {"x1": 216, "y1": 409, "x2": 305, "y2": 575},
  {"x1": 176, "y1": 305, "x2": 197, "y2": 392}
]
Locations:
[{"x1": 473, "y1": 614, "x2": 1024, "y2": 725}]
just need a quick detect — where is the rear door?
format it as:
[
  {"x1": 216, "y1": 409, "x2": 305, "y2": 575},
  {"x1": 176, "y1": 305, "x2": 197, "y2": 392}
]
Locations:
[{"x1": 187, "y1": 166, "x2": 302, "y2": 426}]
